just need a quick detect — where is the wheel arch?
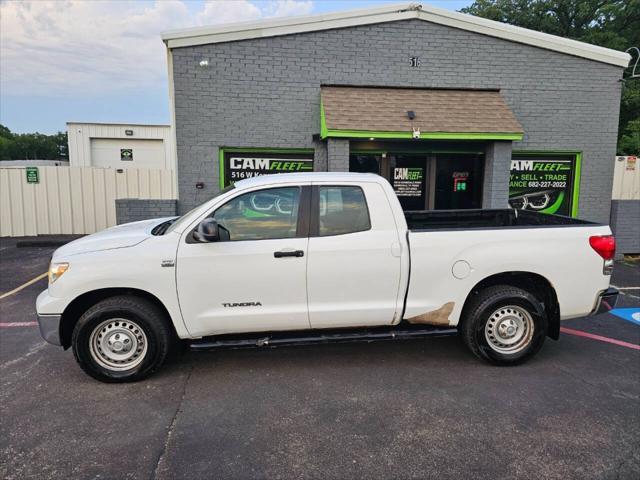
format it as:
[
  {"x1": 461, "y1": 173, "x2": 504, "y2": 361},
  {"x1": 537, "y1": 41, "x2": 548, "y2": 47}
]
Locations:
[
  {"x1": 59, "y1": 288, "x2": 176, "y2": 349},
  {"x1": 460, "y1": 271, "x2": 560, "y2": 340}
]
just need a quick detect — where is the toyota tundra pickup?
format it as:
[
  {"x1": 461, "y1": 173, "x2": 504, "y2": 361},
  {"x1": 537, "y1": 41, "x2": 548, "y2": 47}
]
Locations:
[{"x1": 36, "y1": 173, "x2": 619, "y2": 382}]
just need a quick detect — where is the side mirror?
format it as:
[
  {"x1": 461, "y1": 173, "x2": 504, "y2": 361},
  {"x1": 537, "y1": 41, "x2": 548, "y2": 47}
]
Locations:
[{"x1": 193, "y1": 218, "x2": 220, "y2": 243}]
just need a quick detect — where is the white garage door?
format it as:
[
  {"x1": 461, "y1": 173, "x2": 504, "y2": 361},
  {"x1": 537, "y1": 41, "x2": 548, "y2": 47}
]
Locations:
[{"x1": 90, "y1": 138, "x2": 165, "y2": 169}]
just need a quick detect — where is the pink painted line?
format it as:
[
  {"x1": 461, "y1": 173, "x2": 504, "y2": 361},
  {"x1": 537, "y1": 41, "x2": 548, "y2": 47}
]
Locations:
[
  {"x1": 560, "y1": 327, "x2": 640, "y2": 351},
  {"x1": 0, "y1": 322, "x2": 38, "y2": 328}
]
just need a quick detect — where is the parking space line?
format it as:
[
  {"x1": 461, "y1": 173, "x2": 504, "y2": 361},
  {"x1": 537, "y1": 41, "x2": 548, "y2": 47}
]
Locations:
[
  {"x1": 620, "y1": 292, "x2": 640, "y2": 300},
  {"x1": 560, "y1": 327, "x2": 640, "y2": 351},
  {"x1": 611, "y1": 285, "x2": 640, "y2": 300},
  {"x1": 0, "y1": 322, "x2": 38, "y2": 328},
  {"x1": 0, "y1": 272, "x2": 47, "y2": 300}
]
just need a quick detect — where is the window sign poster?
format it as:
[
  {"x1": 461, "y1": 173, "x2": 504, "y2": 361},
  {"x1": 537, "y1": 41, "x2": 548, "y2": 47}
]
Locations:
[
  {"x1": 509, "y1": 154, "x2": 579, "y2": 217},
  {"x1": 393, "y1": 167, "x2": 424, "y2": 197},
  {"x1": 452, "y1": 171, "x2": 469, "y2": 192},
  {"x1": 392, "y1": 167, "x2": 425, "y2": 210},
  {"x1": 222, "y1": 150, "x2": 314, "y2": 187}
]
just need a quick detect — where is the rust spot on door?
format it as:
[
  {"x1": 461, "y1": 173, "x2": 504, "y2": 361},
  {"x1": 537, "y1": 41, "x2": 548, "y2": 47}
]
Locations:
[{"x1": 406, "y1": 302, "x2": 455, "y2": 326}]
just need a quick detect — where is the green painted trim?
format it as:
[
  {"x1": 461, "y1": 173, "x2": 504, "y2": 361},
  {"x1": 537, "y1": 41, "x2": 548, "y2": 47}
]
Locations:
[
  {"x1": 218, "y1": 146, "x2": 315, "y2": 189},
  {"x1": 572, "y1": 152, "x2": 582, "y2": 217},
  {"x1": 320, "y1": 101, "x2": 328, "y2": 139},
  {"x1": 322, "y1": 129, "x2": 523, "y2": 141},
  {"x1": 421, "y1": 132, "x2": 523, "y2": 141},
  {"x1": 218, "y1": 148, "x2": 225, "y2": 190},
  {"x1": 511, "y1": 150, "x2": 582, "y2": 218}
]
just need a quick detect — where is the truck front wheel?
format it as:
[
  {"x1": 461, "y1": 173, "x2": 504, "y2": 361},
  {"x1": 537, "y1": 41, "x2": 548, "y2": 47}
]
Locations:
[
  {"x1": 72, "y1": 296, "x2": 174, "y2": 382},
  {"x1": 460, "y1": 285, "x2": 547, "y2": 365}
]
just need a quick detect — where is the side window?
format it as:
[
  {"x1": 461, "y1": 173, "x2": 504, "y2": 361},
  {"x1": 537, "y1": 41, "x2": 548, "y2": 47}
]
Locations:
[
  {"x1": 213, "y1": 187, "x2": 301, "y2": 241},
  {"x1": 318, "y1": 186, "x2": 371, "y2": 236}
]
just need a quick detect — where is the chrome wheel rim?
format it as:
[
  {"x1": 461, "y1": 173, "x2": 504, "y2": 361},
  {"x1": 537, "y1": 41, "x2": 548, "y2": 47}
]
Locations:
[
  {"x1": 484, "y1": 306, "x2": 534, "y2": 354},
  {"x1": 89, "y1": 318, "x2": 147, "y2": 371}
]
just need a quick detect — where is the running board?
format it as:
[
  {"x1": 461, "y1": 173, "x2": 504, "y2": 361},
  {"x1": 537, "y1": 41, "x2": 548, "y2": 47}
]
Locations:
[{"x1": 190, "y1": 324, "x2": 458, "y2": 351}]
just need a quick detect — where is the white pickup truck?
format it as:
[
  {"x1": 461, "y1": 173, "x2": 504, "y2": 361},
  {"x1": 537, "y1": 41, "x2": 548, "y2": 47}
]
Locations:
[{"x1": 37, "y1": 173, "x2": 618, "y2": 382}]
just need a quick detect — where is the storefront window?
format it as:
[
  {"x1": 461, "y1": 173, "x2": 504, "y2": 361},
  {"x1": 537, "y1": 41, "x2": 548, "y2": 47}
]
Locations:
[
  {"x1": 509, "y1": 152, "x2": 581, "y2": 217},
  {"x1": 433, "y1": 154, "x2": 484, "y2": 210},
  {"x1": 350, "y1": 150, "x2": 484, "y2": 211},
  {"x1": 349, "y1": 154, "x2": 381, "y2": 174}
]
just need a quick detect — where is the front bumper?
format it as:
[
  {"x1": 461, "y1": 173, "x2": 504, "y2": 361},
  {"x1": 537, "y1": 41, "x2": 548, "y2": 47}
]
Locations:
[
  {"x1": 36, "y1": 289, "x2": 65, "y2": 346},
  {"x1": 592, "y1": 287, "x2": 619, "y2": 315},
  {"x1": 37, "y1": 313, "x2": 62, "y2": 346}
]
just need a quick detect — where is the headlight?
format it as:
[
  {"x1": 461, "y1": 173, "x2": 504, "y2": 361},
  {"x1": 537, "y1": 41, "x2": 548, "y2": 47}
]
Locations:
[
  {"x1": 49, "y1": 262, "x2": 69, "y2": 284},
  {"x1": 509, "y1": 190, "x2": 559, "y2": 211},
  {"x1": 526, "y1": 192, "x2": 551, "y2": 210}
]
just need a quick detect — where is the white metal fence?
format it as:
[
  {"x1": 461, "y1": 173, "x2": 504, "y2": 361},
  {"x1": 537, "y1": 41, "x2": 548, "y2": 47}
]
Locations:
[{"x1": 0, "y1": 166, "x2": 176, "y2": 237}]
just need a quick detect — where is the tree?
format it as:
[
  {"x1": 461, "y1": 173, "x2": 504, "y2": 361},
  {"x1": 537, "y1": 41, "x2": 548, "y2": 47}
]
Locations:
[
  {"x1": 460, "y1": 0, "x2": 640, "y2": 154},
  {"x1": 0, "y1": 125, "x2": 13, "y2": 139},
  {"x1": 0, "y1": 124, "x2": 68, "y2": 160}
]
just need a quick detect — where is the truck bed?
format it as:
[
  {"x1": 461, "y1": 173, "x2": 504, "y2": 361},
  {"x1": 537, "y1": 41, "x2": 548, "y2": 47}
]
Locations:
[{"x1": 405, "y1": 209, "x2": 596, "y2": 231}]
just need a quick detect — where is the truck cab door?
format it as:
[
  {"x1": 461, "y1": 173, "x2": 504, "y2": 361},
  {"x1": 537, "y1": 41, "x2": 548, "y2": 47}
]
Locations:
[
  {"x1": 176, "y1": 185, "x2": 311, "y2": 337},
  {"x1": 306, "y1": 182, "x2": 404, "y2": 328}
]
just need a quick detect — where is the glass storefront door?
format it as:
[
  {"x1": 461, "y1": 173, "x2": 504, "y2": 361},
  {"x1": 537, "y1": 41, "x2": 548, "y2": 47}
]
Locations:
[{"x1": 434, "y1": 154, "x2": 484, "y2": 210}]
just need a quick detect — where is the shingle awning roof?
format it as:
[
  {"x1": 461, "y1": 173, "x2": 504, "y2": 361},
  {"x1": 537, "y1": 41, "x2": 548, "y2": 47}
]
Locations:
[{"x1": 320, "y1": 86, "x2": 524, "y2": 141}]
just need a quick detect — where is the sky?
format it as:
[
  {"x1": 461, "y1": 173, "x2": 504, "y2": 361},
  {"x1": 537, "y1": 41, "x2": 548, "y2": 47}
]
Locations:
[{"x1": 0, "y1": 0, "x2": 472, "y2": 134}]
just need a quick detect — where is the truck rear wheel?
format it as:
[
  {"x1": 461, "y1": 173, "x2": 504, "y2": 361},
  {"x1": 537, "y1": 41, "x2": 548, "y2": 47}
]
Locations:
[
  {"x1": 460, "y1": 285, "x2": 547, "y2": 365},
  {"x1": 72, "y1": 296, "x2": 174, "y2": 382}
]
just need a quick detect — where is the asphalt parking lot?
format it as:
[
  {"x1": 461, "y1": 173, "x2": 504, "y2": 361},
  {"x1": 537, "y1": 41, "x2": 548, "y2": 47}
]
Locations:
[{"x1": 1, "y1": 237, "x2": 639, "y2": 480}]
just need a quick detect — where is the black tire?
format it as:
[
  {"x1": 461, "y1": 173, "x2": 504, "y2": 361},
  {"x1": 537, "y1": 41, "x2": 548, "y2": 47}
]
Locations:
[
  {"x1": 460, "y1": 285, "x2": 547, "y2": 365},
  {"x1": 72, "y1": 295, "x2": 174, "y2": 383}
]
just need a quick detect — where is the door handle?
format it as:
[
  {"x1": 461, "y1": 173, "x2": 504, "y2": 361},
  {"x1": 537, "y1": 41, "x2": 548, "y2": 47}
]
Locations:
[{"x1": 274, "y1": 250, "x2": 304, "y2": 258}]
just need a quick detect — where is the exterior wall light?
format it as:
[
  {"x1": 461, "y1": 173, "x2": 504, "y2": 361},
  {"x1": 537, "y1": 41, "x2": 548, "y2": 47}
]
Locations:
[{"x1": 199, "y1": 59, "x2": 209, "y2": 68}]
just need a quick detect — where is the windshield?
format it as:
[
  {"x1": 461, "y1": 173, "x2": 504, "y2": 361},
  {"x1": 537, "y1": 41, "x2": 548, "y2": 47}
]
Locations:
[{"x1": 163, "y1": 185, "x2": 235, "y2": 235}]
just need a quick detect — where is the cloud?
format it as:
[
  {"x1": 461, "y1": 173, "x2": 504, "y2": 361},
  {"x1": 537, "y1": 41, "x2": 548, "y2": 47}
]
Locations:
[{"x1": 0, "y1": 0, "x2": 314, "y2": 97}]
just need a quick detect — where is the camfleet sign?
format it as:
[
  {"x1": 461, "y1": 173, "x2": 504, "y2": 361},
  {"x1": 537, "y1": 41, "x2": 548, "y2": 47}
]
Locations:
[{"x1": 222, "y1": 150, "x2": 314, "y2": 187}]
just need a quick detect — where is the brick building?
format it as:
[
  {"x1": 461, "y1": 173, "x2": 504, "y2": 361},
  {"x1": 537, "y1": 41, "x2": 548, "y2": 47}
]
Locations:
[{"x1": 160, "y1": 3, "x2": 630, "y2": 223}]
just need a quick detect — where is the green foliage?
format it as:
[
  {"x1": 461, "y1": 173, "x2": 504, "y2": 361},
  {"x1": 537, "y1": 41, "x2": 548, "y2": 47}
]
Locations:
[
  {"x1": 0, "y1": 125, "x2": 68, "y2": 160},
  {"x1": 618, "y1": 73, "x2": 640, "y2": 154},
  {"x1": 0, "y1": 125, "x2": 13, "y2": 139},
  {"x1": 460, "y1": 0, "x2": 640, "y2": 154},
  {"x1": 618, "y1": 118, "x2": 640, "y2": 155}
]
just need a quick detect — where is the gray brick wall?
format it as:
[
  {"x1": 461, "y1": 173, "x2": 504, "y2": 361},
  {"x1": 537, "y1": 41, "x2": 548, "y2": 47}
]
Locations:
[
  {"x1": 610, "y1": 200, "x2": 640, "y2": 257},
  {"x1": 116, "y1": 199, "x2": 178, "y2": 225},
  {"x1": 483, "y1": 141, "x2": 512, "y2": 208},
  {"x1": 172, "y1": 19, "x2": 624, "y2": 221},
  {"x1": 313, "y1": 140, "x2": 328, "y2": 172},
  {"x1": 327, "y1": 138, "x2": 349, "y2": 172}
]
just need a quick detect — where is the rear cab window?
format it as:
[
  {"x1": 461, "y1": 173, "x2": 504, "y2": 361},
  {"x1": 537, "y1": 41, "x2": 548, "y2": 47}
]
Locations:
[{"x1": 314, "y1": 186, "x2": 371, "y2": 236}]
